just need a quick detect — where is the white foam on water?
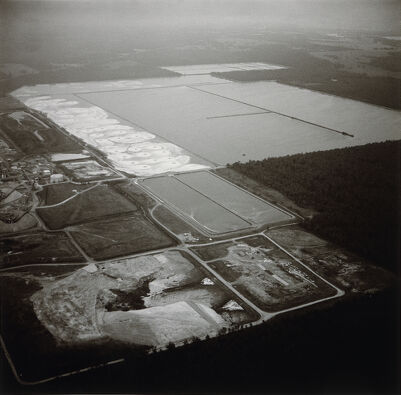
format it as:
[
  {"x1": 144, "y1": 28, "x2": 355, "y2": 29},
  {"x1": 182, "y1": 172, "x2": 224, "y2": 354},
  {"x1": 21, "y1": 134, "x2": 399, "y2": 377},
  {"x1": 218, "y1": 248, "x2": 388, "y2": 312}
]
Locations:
[{"x1": 19, "y1": 94, "x2": 208, "y2": 176}]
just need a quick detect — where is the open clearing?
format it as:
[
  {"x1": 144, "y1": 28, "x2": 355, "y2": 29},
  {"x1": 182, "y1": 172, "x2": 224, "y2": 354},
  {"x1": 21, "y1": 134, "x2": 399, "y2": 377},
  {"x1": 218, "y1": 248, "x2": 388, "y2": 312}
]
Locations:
[
  {"x1": 192, "y1": 235, "x2": 337, "y2": 312},
  {"x1": 36, "y1": 184, "x2": 136, "y2": 229},
  {"x1": 0, "y1": 232, "x2": 84, "y2": 268},
  {"x1": 69, "y1": 213, "x2": 176, "y2": 260}
]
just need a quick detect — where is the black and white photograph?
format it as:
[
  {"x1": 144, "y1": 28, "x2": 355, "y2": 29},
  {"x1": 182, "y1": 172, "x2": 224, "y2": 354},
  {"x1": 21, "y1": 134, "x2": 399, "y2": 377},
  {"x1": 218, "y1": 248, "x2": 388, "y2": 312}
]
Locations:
[{"x1": 0, "y1": 0, "x2": 399, "y2": 394}]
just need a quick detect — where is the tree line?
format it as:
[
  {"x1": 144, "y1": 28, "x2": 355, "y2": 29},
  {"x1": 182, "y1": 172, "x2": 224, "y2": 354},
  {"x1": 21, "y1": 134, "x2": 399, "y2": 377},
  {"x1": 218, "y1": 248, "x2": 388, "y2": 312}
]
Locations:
[{"x1": 230, "y1": 141, "x2": 400, "y2": 273}]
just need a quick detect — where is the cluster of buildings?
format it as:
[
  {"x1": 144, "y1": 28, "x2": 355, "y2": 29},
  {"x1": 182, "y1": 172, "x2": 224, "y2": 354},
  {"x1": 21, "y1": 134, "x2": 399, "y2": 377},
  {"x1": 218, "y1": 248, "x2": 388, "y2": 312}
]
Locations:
[
  {"x1": 0, "y1": 137, "x2": 64, "y2": 184},
  {"x1": 0, "y1": 135, "x2": 66, "y2": 224}
]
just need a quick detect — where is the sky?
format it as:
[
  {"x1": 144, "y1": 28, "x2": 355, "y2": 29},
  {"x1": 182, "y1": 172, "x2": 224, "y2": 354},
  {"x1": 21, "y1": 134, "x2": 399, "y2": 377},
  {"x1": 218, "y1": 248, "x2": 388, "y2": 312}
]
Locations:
[{"x1": 0, "y1": 0, "x2": 399, "y2": 66}]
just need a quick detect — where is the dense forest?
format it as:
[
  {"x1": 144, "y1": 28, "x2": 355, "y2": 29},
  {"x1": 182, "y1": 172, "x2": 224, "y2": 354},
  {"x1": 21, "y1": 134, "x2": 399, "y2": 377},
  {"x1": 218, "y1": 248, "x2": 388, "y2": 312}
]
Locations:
[
  {"x1": 230, "y1": 141, "x2": 400, "y2": 273},
  {"x1": 2, "y1": 289, "x2": 398, "y2": 394}
]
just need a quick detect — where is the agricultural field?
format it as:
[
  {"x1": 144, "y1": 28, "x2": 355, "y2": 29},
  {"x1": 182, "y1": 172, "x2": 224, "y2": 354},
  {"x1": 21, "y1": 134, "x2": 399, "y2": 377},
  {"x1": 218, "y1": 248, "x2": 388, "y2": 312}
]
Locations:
[
  {"x1": 58, "y1": 160, "x2": 118, "y2": 181},
  {"x1": 36, "y1": 184, "x2": 136, "y2": 229},
  {"x1": 69, "y1": 213, "x2": 176, "y2": 260},
  {"x1": 192, "y1": 236, "x2": 337, "y2": 312},
  {"x1": 265, "y1": 226, "x2": 394, "y2": 293},
  {"x1": 0, "y1": 110, "x2": 82, "y2": 154},
  {"x1": 0, "y1": 232, "x2": 84, "y2": 268},
  {"x1": 37, "y1": 183, "x2": 92, "y2": 206}
]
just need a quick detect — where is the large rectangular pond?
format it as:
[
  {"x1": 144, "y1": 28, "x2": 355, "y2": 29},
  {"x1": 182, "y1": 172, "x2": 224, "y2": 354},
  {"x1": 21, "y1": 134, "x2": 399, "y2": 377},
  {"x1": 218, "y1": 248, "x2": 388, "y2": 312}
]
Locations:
[
  {"x1": 78, "y1": 80, "x2": 400, "y2": 166},
  {"x1": 199, "y1": 81, "x2": 401, "y2": 144},
  {"x1": 162, "y1": 62, "x2": 286, "y2": 75},
  {"x1": 175, "y1": 171, "x2": 292, "y2": 225},
  {"x1": 14, "y1": 76, "x2": 401, "y2": 174},
  {"x1": 142, "y1": 176, "x2": 251, "y2": 234}
]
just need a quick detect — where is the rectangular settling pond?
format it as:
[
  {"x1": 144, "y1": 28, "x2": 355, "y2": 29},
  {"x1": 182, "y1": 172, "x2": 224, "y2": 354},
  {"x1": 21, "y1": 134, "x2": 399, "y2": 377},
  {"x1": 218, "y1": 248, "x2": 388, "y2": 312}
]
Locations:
[
  {"x1": 175, "y1": 171, "x2": 293, "y2": 226},
  {"x1": 142, "y1": 171, "x2": 293, "y2": 234},
  {"x1": 142, "y1": 176, "x2": 251, "y2": 234}
]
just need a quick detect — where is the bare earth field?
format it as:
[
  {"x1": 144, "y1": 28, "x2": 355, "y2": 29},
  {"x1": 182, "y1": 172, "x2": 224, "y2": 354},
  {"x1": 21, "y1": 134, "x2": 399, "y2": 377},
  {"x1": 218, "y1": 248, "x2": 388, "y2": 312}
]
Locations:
[
  {"x1": 69, "y1": 213, "x2": 176, "y2": 260},
  {"x1": 193, "y1": 235, "x2": 337, "y2": 312},
  {"x1": 41, "y1": 250, "x2": 256, "y2": 346},
  {"x1": 0, "y1": 265, "x2": 132, "y2": 383},
  {"x1": 0, "y1": 250, "x2": 258, "y2": 381}
]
